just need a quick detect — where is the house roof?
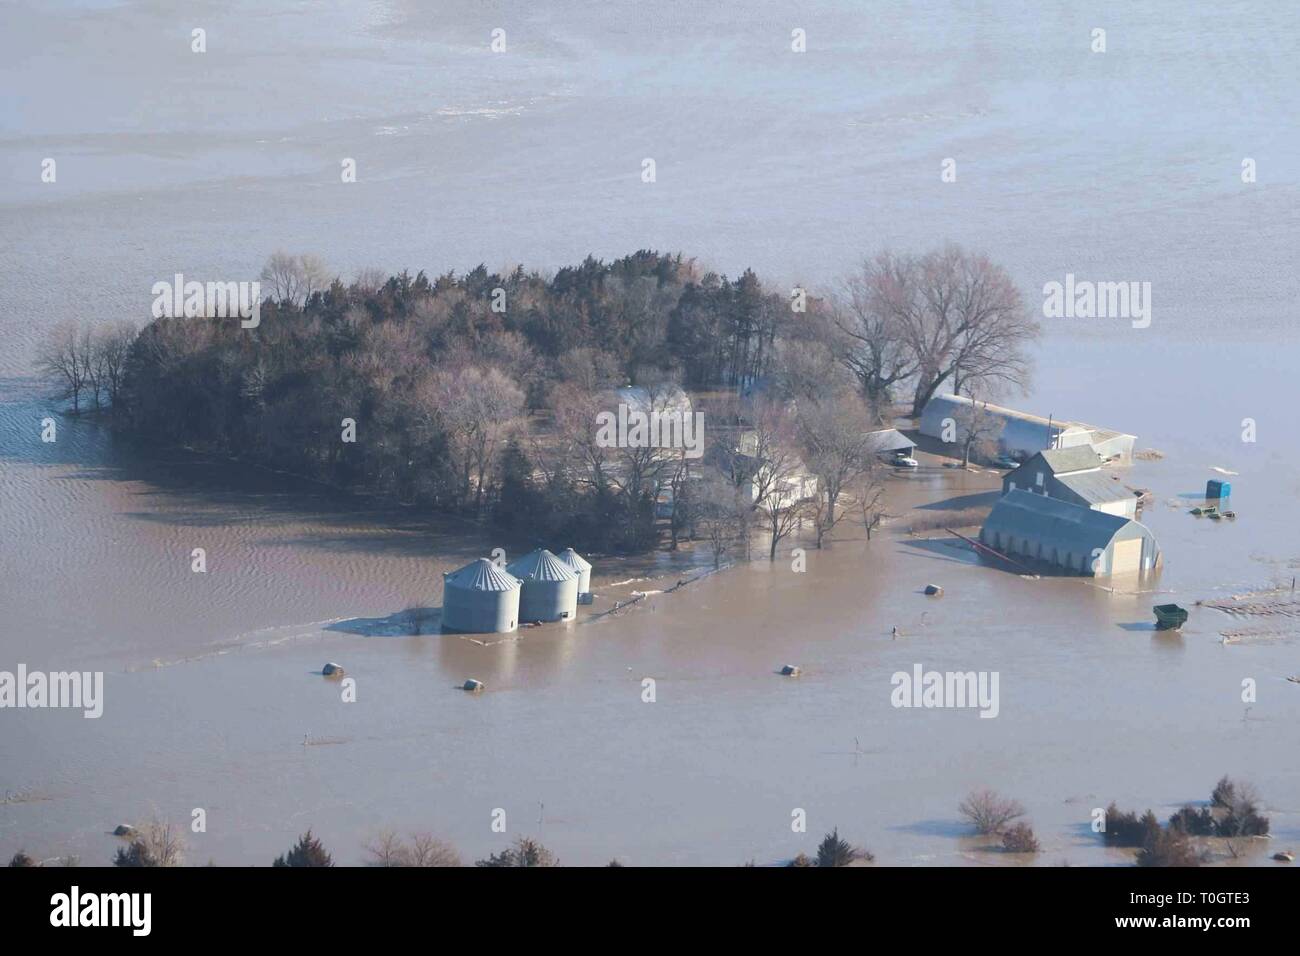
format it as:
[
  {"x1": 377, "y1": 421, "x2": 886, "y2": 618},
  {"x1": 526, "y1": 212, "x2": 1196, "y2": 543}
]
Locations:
[
  {"x1": 1055, "y1": 470, "x2": 1132, "y2": 506},
  {"x1": 444, "y1": 558, "x2": 521, "y2": 592},
  {"x1": 506, "y1": 548, "x2": 577, "y2": 583},
  {"x1": 982, "y1": 489, "x2": 1132, "y2": 554},
  {"x1": 1038, "y1": 447, "x2": 1103, "y2": 474}
]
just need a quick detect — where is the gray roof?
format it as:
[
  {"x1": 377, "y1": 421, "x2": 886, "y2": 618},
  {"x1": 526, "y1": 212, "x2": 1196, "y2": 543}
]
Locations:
[
  {"x1": 862, "y1": 428, "x2": 915, "y2": 454},
  {"x1": 1055, "y1": 470, "x2": 1131, "y2": 505},
  {"x1": 557, "y1": 548, "x2": 592, "y2": 572},
  {"x1": 982, "y1": 489, "x2": 1131, "y2": 553},
  {"x1": 506, "y1": 548, "x2": 577, "y2": 583},
  {"x1": 1039, "y1": 447, "x2": 1103, "y2": 474},
  {"x1": 444, "y1": 558, "x2": 520, "y2": 592}
]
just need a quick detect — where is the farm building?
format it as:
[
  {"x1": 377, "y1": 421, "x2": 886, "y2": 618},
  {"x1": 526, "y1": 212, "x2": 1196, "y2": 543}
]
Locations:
[
  {"x1": 919, "y1": 394, "x2": 1136, "y2": 462},
  {"x1": 506, "y1": 548, "x2": 579, "y2": 623},
  {"x1": 862, "y1": 428, "x2": 916, "y2": 459},
  {"x1": 442, "y1": 558, "x2": 521, "y2": 634},
  {"x1": 980, "y1": 490, "x2": 1160, "y2": 576},
  {"x1": 704, "y1": 444, "x2": 818, "y2": 510},
  {"x1": 557, "y1": 547, "x2": 592, "y2": 596},
  {"x1": 1003, "y1": 448, "x2": 1138, "y2": 518}
]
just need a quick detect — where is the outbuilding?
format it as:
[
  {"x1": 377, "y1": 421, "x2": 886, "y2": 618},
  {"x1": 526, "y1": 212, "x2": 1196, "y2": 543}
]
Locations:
[
  {"x1": 862, "y1": 428, "x2": 917, "y2": 460},
  {"x1": 442, "y1": 558, "x2": 521, "y2": 634},
  {"x1": 1003, "y1": 448, "x2": 1137, "y2": 518},
  {"x1": 506, "y1": 549, "x2": 579, "y2": 623},
  {"x1": 919, "y1": 394, "x2": 1136, "y2": 463},
  {"x1": 980, "y1": 489, "x2": 1160, "y2": 576},
  {"x1": 557, "y1": 548, "x2": 593, "y2": 596}
]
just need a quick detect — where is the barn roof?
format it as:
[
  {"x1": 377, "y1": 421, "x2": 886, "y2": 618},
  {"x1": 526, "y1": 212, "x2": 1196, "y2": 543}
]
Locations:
[
  {"x1": 444, "y1": 558, "x2": 521, "y2": 592},
  {"x1": 982, "y1": 490, "x2": 1132, "y2": 553},
  {"x1": 1039, "y1": 447, "x2": 1103, "y2": 474},
  {"x1": 506, "y1": 548, "x2": 577, "y2": 583},
  {"x1": 1055, "y1": 470, "x2": 1132, "y2": 506}
]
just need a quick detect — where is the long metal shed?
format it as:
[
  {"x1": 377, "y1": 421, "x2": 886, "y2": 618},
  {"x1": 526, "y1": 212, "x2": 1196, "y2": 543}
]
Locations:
[
  {"x1": 442, "y1": 558, "x2": 521, "y2": 634},
  {"x1": 506, "y1": 549, "x2": 579, "y2": 622},
  {"x1": 979, "y1": 489, "x2": 1160, "y2": 576}
]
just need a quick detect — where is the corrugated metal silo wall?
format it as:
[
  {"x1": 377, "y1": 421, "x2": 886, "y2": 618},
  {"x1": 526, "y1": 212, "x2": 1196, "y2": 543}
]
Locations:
[{"x1": 518, "y1": 577, "x2": 579, "y2": 622}]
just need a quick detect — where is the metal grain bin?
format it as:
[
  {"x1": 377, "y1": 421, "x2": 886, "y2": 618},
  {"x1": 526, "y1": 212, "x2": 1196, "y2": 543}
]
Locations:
[
  {"x1": 507, "y1": 549, "x2": 579, "y2": 623},
  {"x1": 556, "y1": 547, "x2": 592, "y2": 596},
  {"x1": 442, "y1": 558, "x2": 521, "y2": 634}
]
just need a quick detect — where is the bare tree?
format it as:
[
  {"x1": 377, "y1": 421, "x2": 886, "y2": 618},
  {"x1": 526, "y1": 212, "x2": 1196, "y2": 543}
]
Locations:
[
  {"x1": 365, "y1": 830, "x2": 461, "y2": 867},
  {"x1": 36, "y1": 321, "x2": 93, "y2": 413},
  {"x1": 113, "y1": 819, "x2": 185, "y2": 867},
  {"x1": 91, "y1": 321, "x2": 137, "y2": 414},
  {"x1": 746, "y1": 399, "x2": 812, "y2": 561},
  {"x1": 953, "y1": 393, "x2": 1003, "y2": 468},
  {"x1": 903, "y1": 246, "x2": 1040, "y2": 416},
  {"x1": 959, "y1": 789, "x2": 1027, "y2": 835},
  {"x1": 260, "y1": 252, "x2": 331, "y2": 306},
  {"x1": 798, "y1": 392, "x2": 874, "y2": 547},
  {"x1": 835, "y1": 253, "x2": 921, "y2": 407},
  {"x1": 421, "y1": 364, "x2": 525, "y2": 514}
]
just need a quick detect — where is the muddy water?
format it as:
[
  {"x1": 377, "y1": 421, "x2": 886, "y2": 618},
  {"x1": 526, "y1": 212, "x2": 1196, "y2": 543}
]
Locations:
[{"x1": 3, "y1": 0, "x2": 1299, "y2": 865}]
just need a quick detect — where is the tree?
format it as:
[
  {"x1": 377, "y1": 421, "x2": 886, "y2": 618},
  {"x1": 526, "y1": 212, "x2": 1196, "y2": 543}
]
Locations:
[
  {"x1": 113, "y1": 820, "x2": 185, "y2": 867},
  {"x1": 1001, "y1": 823, "x2": 1040, "y2": 853},
  {"x1": 903, "y1": 246, "x2": 1039, "y2": 416},
  {"x1": 273, "y1": 830, "x2": 333, "y2": 867},
  {"x1": 798, "y1": 391, "x2": 874, "y2": 547},
  {"x1": 37, "y1": 320, "x2": 93, "y2": 413},
  {"x1": 474, "y1": 836, "x2": 558, "y2": 868},
  {"x1": 260, "y1": 252, "x2": 331, "y2": 306},
  {"x1": 91, "y1": 321, "x2": 138, "y2": 414},
  {"x1": 746, "y1": 399, "x2": 811, "y2": 561},
  {"x1": 1136, "y1": 826, "x2": 1202, "y2": 867},
  {"x1": 953, "y1": 393, "x2": 1003, "y2": 468},
  {"x1": 364, "y1": 830, "x2": 460, "y2": 867},
  {"x1": 8, "y1": 851, "x2": 36, "y2": 867},
  {"x1": 815, "y1": 828, "x2": 871, "y2": 867},
  {"x1": 835, "y1": 253, "x2": 921, "y2": 406},
  {"x1": 958, "y1": 789, "x2": 1026, "y2": 835}
]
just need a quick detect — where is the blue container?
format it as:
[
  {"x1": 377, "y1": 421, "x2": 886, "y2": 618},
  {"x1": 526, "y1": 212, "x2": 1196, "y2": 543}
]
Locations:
[{"x1": 1207, "y1": 479, "x2": 1231, "y2": 500}]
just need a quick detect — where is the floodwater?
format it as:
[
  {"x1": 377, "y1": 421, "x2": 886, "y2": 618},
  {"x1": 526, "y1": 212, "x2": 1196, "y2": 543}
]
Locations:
[{"x1": 1, "y1": 1, "x2": 1298, "y2": 866}]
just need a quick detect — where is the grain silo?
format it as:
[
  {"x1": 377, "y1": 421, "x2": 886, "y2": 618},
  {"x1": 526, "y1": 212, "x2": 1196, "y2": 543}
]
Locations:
[
  {"x1": 507, "y1": 549, "x2": 579, "y2": 622},
  {"x1": 556, "y1": 547, "x2": 592, "y2": 596},
  {"x1": 442, "y1": 558, "x2": 521, "y2": 634}
]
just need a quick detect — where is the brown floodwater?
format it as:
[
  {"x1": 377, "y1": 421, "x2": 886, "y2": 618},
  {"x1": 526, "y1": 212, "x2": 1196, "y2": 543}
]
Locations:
[{"x1": 3, "y1": 338, "x2": 1297, "y2": 867}]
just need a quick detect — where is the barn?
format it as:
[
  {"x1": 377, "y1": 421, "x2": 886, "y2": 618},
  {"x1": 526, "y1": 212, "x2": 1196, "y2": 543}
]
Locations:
[
  {"x1": 980, "y1": 490, "x2": 1160, "y2": 576},
  {"x1": 919, "y1": 394, "x2": 1136, "y2": 462},
  {"x1": 1003, "y1": 448, "x2": 1138, "y2": 518}
]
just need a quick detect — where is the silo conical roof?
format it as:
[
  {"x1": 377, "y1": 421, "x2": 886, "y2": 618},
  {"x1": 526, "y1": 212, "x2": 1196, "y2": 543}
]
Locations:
[
  {"x1": 445, "y1": 557, "x2": 521, "y2": 592},
  {"x1": 506, "y1": 548, "x2": 577, "y2": 583},
  {"x1": 557, "y1": 548, "x2": 592, "y2": 572}
]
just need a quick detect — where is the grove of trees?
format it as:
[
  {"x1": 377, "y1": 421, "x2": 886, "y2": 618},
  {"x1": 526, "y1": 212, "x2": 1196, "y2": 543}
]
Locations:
[{"x1": 37, "y1": 246, "x2": 1037, "y2": 556}]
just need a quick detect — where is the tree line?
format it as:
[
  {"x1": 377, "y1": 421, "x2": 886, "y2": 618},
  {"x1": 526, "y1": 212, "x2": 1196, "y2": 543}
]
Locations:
[{"x1": 36, "y1": 247, "x2": 1038, "y2": 554}]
